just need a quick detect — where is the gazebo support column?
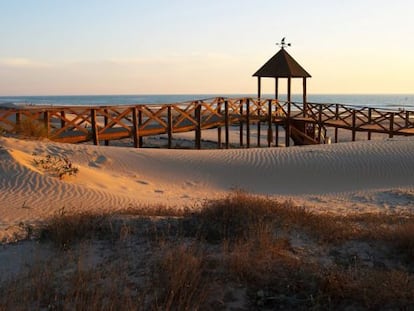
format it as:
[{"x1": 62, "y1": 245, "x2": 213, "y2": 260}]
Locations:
[
  {"x1": 239, "y1": 104, "x2": 244, "y2": 147},
  {"x1": 267, "y1": 99, "x2": 272, "y2": 147},
  {"x1": 246, "y1": 99, "x2": 250, "y2": 148},
  {"x1": 275, "y1": 124, "x2": 279, "y2": 147},
  {"x1": 285, "y1": 78, "x2": 291, "y2": 147},
  {"x1": 303, "y1": 78, "x2": 307, "y2": 117},
  {"x1": 257, "y1": 104, "x2": 261, "y2": 147},
  {"x1": 275, "y1": 78, "x2": 279, "y2": 100}
]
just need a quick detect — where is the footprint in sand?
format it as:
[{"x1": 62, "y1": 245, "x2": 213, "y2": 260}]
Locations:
[
  {"x1": 137, "y1": 180, "x2": 150, "y2": 185},
  {"x1": 95, "y1": 155, "x2": 108, "y2": 164},
  {"x1": 89, "y1": 161, "x2": 100, "y2": 168},
  {"x1": 89, "y1": 155, "x2": 109, "y2": 168}
]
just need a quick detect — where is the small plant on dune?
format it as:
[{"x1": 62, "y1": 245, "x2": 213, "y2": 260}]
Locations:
[
  {"x1": 33, "y1": 154, "x2": 79, "y2": 179},
  {"x1": 16, "y1": 118, "x2": 48, "y2": 138}
]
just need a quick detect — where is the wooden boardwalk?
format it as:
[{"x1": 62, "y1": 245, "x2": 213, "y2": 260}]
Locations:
[{"x1": 1, "y1": 97, "x2": 414, "y2": 148}]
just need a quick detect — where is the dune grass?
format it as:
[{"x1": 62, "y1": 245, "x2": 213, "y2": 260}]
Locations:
[
  {"x1": 1, "y1": 192, "x2": 414, "y2": 310},
  {"x1": 16, "y1": 118, "x2": 48, "y2": 138}
]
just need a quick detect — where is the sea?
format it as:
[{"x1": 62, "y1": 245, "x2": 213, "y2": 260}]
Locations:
[{"x1": 0, "y1": 94, "x2": 414, "y2": 111}]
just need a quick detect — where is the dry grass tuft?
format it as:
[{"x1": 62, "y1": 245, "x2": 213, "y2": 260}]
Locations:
[
  {"x1": 319, "y1": 268, "x2": 414, "y2": 310},
  {"x1": 190, "y1": 191, "x2": 288, "y2": 242},
  {"x1": 386, "y1": 222, "x2": 414, "y2": 262},
  {"x1": 225, "y1": 233, "x2": 298, "y2": 285},
  {"x1": 16, "y1": 118, "x2": 48, "y2": 138},
  {"x1": 40, "y1": 211, "x2": 114, "y2": 248},
  {"x1": 119, "y1": 203, "x2": 193, "y2": 217},
  {"x1": 0, "y1": 253, "x2": 141, "y2": 310},
  {"x1": 150, "y1": 243, "x2": 210, "y2": 310}
]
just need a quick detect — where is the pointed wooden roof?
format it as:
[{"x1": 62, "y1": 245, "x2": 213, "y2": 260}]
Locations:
[{"x1": 253, "y1": 48, "x2": 311, "y2": 78}]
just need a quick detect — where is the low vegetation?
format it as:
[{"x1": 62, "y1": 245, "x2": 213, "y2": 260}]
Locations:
[
  {"x1": 16, "y1": 118, "x2": 48, "y2": 138},
  {"x1": 33, "y1": 154, "x2": 79, "y2": 179},
  {"x1": 1, "y1": 192, "x2": 414, "y2": 310}
]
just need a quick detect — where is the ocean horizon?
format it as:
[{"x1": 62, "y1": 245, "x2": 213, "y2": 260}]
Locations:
[{"x1": 1, "y1": 94, "x2": 414, "y2": 111}]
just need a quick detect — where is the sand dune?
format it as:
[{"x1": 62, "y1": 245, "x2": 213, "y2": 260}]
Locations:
[{"x1": 1, "y1": 135, "x2": 414, "y2": 242}]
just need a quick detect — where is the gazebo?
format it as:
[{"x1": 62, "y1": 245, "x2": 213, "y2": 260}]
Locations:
[{"x1": 253, "y1": 40, "x2": 312, "y2": 146}]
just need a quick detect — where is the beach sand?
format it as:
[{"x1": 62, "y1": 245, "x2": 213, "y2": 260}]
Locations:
[{"x1": 1, "y1": 133, "x2": 414, "y2": 243}]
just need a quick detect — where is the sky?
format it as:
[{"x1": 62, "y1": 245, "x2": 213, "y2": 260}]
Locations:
[{"x1": 0, "y1": 0, "x2": 413, "y2": 95}]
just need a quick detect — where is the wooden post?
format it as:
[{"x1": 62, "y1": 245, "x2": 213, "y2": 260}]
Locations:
[
  {"x1": 138, "y1": 109, "x2": 143, "y2": 147},
  {"x1": 285, "y1": 78, "x2": 291, "y2": 147},
  {"x1": 239, "y1": 103, "x2": 244, "y2": 147},
  {"x1": 405, "y1": 110, "x2": 410, "y2": 128},
  {"x1": 318, "y1": 105, "x2": 322, "y2": 143},
  {"x1": 275, "y1": 124, "x2": 279, "y2": 147},
  {"x1": 267, "y1": 99, "x2": 273, "y2": 147},
  {"x1": 274, "y1": 78, "x2": 279, "y2": 147},
  {"x1": 389, "y1": 112, "x2": 394, "y2": 138},
  {"x1": 43, "y1": 111, "x2": 50, "y2": 138},
  {"x1": 60, "y1": 111, "x2": 66, "y2": 128},
  {"x1": 285, "y1": 103, "x2": 291, "y2": 147},
  {"x1": 224, "y1": 100, "x2": 229, "y2": 149},
  {"x1": 91, "y1": 108, "x2": 99, "y2": 145},
  {"x1": 246, "y1": 99, "x2": 250, "y2": 148},
  {"x1": 257, "y1": 77, "x2": 261, "y2": 98},
  {"x1": 15, "y1": 112, "x2": 21, "y2": 131},
  {"x1": 352, "y1": 110, "x2": 356, "y2": 142},
  {"x1": 167, "y1": 106, "x2": 173, "y2": 148},
  {"x1": 257, "y1": 80, "x2": 261, "y2": 148},
  {"x1": 335, "y1": 104, "x2": 339, "y2": 143},
  {"x1": 275, "y1": 77, "x2": 279, "y2": 99},
  {"x1": 132, "y1": 107, "x2": 139, "y2": 148},
  {"x1": 368, "y1": 108, "x2": 372, "y2": 140},
  {"x1": 104, "y1": 109, "x2": 109, "y2": 146},
  {"x1": 217, "y1": 102, "x2": 222, "y2": 149},
  {"x1": 303, "y1": 77, "x2": 307, "y2": 118},
  {"x1": 195, "y1": 102, "x2": 201, "y2": 149},
  {"x1": 257, "y1": 102, "x2": 261, "y2": 147}
]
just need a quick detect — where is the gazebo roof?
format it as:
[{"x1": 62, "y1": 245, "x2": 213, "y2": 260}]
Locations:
[{"x1": 253, "y1": 48, "x2": 311, "y2": 78}]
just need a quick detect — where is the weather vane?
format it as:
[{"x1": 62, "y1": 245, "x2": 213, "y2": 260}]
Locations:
[{"x1": 276, "y1": 37, "x2": 291, "y2": 49}]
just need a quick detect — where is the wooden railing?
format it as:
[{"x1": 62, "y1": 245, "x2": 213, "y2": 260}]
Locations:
[{"x1": 1, "y1": 97, "x2": 413, "y2": 148}]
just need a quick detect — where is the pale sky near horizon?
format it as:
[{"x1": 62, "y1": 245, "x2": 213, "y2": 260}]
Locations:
[{"x1": 0, "y1": 0, "x2": 413, "y2": 96}]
